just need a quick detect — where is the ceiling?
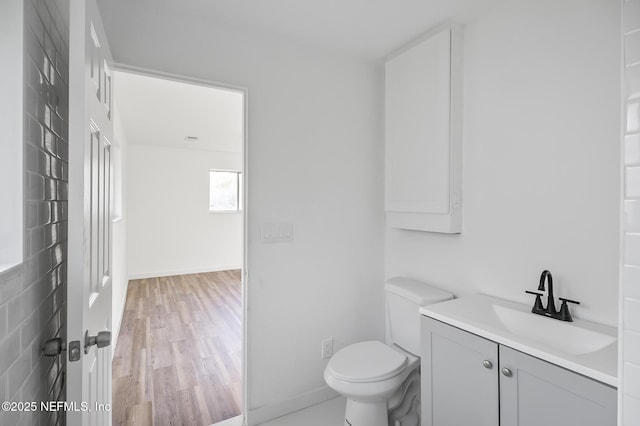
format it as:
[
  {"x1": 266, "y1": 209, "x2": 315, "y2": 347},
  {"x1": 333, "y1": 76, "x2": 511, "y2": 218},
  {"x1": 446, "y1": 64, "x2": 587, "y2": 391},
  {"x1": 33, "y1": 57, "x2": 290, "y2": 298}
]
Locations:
[
  {"x1": 114, "y1": 71, "x2": 244, "y2": 153},
  {"x1": 105, "y1": 0, "x2": 507, "y2": 152},
  {"x1": 97, "y1": 0, "x2": 506, "y2": 62}
]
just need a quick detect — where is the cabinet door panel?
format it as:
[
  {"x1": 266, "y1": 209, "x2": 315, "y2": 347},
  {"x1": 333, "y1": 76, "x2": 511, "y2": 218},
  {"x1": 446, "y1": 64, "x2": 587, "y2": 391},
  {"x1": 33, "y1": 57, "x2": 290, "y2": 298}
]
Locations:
[
  {"x1": 499, "y1": 346, "x2": 616, "y2": 426},
  {"x1": 385, "y1": 28, "x2": 451, "y2": 215},
  {"x1": 384, "y1": 24, "x2": 463, "y2": 233},
  {"x1": 421, "y1": 317, "x2": 499, "y2": 426}
]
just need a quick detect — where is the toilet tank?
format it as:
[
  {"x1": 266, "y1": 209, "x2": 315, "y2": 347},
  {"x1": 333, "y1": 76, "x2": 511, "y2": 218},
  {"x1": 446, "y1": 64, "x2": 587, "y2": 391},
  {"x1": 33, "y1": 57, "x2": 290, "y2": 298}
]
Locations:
[{"x1": 385, "y1": 277, "x2": 453, "y2": 355}]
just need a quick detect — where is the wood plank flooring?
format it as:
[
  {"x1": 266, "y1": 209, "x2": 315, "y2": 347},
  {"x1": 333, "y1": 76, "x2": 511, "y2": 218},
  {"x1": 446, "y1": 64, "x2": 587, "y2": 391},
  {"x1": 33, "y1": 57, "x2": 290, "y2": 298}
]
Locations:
[{"x1": 112, "y1": 270, "x2": 242, "y2": 426}]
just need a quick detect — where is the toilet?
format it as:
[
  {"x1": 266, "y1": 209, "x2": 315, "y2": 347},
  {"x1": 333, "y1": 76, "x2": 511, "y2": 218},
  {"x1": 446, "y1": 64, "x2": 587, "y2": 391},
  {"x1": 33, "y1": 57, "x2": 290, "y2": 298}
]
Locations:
[{"x1": 324, "y1": 277, "x2": 453, "y2": 426}]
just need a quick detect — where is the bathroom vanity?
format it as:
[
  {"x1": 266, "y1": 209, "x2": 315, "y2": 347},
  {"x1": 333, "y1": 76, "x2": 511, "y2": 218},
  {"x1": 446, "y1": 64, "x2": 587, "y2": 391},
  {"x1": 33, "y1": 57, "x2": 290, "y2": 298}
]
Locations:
[{"x1": 419, "y1": 294, "x2": 617, "y2": 426}]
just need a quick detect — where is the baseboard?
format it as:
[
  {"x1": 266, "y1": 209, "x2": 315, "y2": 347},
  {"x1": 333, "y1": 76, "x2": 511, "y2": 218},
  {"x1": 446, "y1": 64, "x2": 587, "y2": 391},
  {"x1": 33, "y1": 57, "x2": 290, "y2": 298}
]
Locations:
[
  {"x1": 246, "y1": 386, "x2": 338, "y2": 425},
  {"x1": 211, "y1": 415, "x2": 243, "y2": 426},
  {"x1": 128, "y1": 265, "x2": 242, "y2": 280}
]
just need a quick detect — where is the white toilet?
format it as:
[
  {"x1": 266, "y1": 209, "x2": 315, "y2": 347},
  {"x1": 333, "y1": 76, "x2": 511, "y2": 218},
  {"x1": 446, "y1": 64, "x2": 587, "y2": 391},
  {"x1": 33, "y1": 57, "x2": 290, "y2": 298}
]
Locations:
[{"x1": 324, "y1": 277, "x2": 453, "y2": 426}]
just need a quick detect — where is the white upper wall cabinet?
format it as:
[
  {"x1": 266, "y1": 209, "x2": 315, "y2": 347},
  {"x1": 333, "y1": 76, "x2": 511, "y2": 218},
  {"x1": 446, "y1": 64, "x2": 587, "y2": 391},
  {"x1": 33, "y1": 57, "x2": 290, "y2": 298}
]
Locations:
[{"x1": 385, "y1": 24, "x2": 463, "y2": 233}]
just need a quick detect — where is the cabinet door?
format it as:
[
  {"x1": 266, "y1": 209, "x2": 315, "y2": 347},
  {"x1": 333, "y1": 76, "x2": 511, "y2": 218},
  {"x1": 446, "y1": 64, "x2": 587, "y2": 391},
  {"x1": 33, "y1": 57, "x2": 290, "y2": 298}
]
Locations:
[
  {"x1": 385, "y1": 28, "x2": 451, "y2": 216},
  {"x1": 384, "y1": 25, "x2": 463, "y2": 234},
  {"x1": 499, "y1": 346, "x2": 617, "y2": 426},
  {"x1": 421, "y1": 317, "x2": 499, "y2": 426}
]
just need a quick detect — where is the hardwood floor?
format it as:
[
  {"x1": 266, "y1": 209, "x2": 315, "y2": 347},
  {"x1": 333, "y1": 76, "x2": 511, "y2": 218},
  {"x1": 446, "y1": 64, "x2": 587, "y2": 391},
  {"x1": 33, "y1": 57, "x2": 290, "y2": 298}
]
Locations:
[{"x1": 112, "y1": 270, "x2": 242, "y2": 426}]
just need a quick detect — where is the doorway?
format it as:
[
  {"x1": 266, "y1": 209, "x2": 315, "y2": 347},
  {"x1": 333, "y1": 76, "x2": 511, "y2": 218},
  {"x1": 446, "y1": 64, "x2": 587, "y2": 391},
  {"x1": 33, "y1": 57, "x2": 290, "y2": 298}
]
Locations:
[{"x1": 110, "y1": 70, "x2": 247, "y2": 425}]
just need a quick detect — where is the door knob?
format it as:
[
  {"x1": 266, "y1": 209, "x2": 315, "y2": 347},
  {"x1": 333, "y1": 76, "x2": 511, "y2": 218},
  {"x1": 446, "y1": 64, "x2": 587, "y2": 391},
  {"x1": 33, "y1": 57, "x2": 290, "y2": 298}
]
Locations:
[
  {"x1": 43, "y1": 338, "x2": 82, "y2": 362},
  {"x1": 42, "y1": 338, "x2": 66, "y2": 357},
  {"x1": 483, "y1": 360, "x2": 493, "y2": 369},
  {"x1": 501, "y1": 367, "x2": 513, "y2": 377},
  {"x1": 84, "y1": 330, "x2": 111, "y2": 354}
]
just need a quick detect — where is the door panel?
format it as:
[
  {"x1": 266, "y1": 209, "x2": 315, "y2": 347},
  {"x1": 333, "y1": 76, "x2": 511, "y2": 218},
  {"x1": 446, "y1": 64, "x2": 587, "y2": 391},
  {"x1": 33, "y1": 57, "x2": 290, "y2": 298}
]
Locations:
[
  {"x1": 68, "y1": 0, "x2": 114, "y2": 424},
  {"x1": 88, "y1": 356, "x2": 97, "y2": 425}
]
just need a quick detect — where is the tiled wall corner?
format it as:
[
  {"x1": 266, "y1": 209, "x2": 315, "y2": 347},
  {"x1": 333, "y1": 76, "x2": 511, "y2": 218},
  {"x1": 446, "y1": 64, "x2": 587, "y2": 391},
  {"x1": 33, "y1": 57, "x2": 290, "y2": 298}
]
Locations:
[
  {"x1": 622, "y1": 0, "x2": 640, "y2": 424},
  {"x1": 0, "y1": 0, "x2": 69, "y2": 425}
]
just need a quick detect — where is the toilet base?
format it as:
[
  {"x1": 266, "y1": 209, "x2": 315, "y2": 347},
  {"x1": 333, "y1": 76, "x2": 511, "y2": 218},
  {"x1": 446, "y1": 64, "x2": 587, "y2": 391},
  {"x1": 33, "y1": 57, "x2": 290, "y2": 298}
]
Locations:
[{"x1": 343, "y1": 399, "x2": 388, "y2": 426}]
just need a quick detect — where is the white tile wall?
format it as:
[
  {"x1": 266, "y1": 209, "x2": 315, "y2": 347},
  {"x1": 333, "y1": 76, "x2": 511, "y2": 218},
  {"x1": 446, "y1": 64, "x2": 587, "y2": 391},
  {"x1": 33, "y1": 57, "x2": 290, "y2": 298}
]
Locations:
[
  {"x1": 625, "y1": 298, "x2": 640, "y2": 332},
  {"x1": 625, "y1": 1, "x2": 640, "y2": 33},
  {"x1": 625, "y1": 234, "x2": 640, "y2": 265},
  {"x1": 628, "y1": 102, "x2": 640, "y2": 133},
  {"x1": 623, "y1": 266, "x2": 640, "y2": 300},
  {"x1": 625, "y1": 362, "x2": 640, "y2": 399},
  {"x1": 625, "y1": 134, "x2": 640, "y2": 164},
  {"x1": 626, "y1": 30, "x2": 640, "y2": 67},
  {"x1": 621, "y1": 0, "x2": 640, "y2": 424},
  {"x1": 627, "y1": 67, "x2": 640, "y2": 100},
  {"x1": 627, "y1": 167, "x2": 640, "y2": 198},
  {"x1": 624, "y1": 200, "x2": 640, "y2": 232},
  {"x1": 624, "y1": 395, "x2": 640, "y2": 425},
  {"x1": 624, "y1": 331, "x2": 640, "y2": 364}
]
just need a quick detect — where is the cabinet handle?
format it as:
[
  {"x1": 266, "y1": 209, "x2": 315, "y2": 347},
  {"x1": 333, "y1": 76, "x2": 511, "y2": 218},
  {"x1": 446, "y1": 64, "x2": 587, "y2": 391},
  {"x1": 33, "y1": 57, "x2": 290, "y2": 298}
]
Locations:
[
  {"x1": 501, "y1": 367, "x2": 513, "y2": 377},
  {"x1": 483, "y1": 360, "x2": 493, "y2": 369}
]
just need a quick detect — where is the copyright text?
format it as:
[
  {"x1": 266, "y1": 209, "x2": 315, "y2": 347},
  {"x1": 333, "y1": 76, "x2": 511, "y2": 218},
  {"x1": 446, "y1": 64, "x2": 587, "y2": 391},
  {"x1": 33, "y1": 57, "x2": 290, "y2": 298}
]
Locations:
[{"x1": 1, "y1": 401, "x2": 112, "y2": 412}]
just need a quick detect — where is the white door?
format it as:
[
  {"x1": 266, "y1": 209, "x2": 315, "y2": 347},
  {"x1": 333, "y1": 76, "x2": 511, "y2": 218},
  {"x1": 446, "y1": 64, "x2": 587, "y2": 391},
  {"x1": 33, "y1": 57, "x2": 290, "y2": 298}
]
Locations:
[{"x1": 67, "y1": 0, "x2": 114, "y2": 424}]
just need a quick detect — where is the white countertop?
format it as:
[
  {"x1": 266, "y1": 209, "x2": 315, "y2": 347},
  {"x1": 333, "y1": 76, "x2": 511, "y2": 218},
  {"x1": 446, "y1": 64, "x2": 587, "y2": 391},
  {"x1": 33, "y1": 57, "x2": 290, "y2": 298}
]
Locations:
[{"x1": 420, "y1": 294, "x2": 618, "y2": 387}]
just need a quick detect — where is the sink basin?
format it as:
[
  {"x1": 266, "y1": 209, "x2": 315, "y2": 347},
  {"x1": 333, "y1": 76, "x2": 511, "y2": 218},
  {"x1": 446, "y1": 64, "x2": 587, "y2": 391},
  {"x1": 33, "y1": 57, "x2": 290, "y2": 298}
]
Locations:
[
  {"x1": 491, "y1": 304, "x2": 616, "y2": 355},
  {"x1": 420, "y1": 293, "x2": 618, "y2": 386}
]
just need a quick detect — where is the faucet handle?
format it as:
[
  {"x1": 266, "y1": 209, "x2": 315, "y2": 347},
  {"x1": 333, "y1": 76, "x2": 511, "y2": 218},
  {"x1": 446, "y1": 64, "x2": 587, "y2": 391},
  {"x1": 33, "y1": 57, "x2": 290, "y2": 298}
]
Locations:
[
  {"x1": 558, "y1": 297, "x2": 580, "y2": 322},
  {"x1": 525, "y1": 290, "x2": 545, "y2": 313}
]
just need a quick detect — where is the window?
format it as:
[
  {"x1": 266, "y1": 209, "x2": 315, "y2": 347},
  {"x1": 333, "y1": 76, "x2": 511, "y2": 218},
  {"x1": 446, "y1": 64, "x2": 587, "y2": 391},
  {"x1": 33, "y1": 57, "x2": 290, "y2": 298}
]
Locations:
[{"x1": 209, "y1": 170, "x2": 242, "y2": 212}]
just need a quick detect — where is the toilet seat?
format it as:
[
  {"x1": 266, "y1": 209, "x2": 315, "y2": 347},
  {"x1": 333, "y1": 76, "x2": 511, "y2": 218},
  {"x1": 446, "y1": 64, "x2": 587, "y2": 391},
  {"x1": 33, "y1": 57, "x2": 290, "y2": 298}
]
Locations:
[{"x1": 326, "y1": 340, "x2": 407, "y2": 383}]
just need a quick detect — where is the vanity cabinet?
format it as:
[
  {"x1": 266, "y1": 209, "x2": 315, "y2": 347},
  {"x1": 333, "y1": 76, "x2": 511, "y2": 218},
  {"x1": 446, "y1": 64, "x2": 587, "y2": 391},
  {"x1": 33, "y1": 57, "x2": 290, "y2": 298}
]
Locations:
[
  {"x1": 384, "y1": 25, "x2": 463, "y2": 233},
  {"x1": 421, "y1": 317, "x2": 498, "y2": 425},
  {"x1": 421, "y1": 317, "x2": 617, "y2": 426}
]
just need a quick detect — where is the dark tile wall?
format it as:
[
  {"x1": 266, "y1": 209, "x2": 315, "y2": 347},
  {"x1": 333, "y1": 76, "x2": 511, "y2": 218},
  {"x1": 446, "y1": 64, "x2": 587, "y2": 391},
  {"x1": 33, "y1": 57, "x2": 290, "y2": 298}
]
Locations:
[{"x1": 0, "y1": 0, "x2": 69, "y2": 425}]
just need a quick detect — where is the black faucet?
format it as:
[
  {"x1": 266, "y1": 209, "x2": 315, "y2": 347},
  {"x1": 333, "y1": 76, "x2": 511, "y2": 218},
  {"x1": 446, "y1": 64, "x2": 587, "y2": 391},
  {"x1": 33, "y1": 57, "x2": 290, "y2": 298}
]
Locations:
[
  {"x1": 538, "y1": 270, "x2": 556, "y2": 315},
  {"x1": 525, "y1": 270, "x2": 580, "y2": 322}
]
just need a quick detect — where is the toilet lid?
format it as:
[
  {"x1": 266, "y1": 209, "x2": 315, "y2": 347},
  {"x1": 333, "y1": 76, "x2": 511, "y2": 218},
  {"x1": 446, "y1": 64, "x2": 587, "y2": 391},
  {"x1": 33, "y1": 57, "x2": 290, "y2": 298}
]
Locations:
[{"x1": 327, "y1": 341, "x2": 407, "y2": 383}]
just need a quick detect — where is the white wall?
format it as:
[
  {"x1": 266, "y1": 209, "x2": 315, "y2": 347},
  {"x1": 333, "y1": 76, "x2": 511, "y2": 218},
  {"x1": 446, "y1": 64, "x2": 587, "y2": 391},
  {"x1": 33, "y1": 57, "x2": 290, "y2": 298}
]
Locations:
[
  {"x1": 386, "y1": 0, "x2": 621, "y2": 327},
  {"x1": 126, "y1": 145, "x2": 243, "y2": 278},
  {"x1": 620, "y1": 1, "x2": 640, "y2": 424},
  {"x1": 101, "y1": 0, "x2": 622, "y2": 421},
  {"x1": 99, "y1": 7, "x2": 385, "y2": 420},
  {"x1": 111, "y1": 107, "x2": 128, "y2": 347},
  {"x1": 0, "y1": 0, "x2": 23, "y2": 271}
]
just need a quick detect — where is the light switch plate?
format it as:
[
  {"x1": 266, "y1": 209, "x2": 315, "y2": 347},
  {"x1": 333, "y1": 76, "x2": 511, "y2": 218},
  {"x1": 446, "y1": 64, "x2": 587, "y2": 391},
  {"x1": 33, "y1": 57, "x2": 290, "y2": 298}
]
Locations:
[{"x1": 261, "y1": 222, "x2": 294, "y2": 243}]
